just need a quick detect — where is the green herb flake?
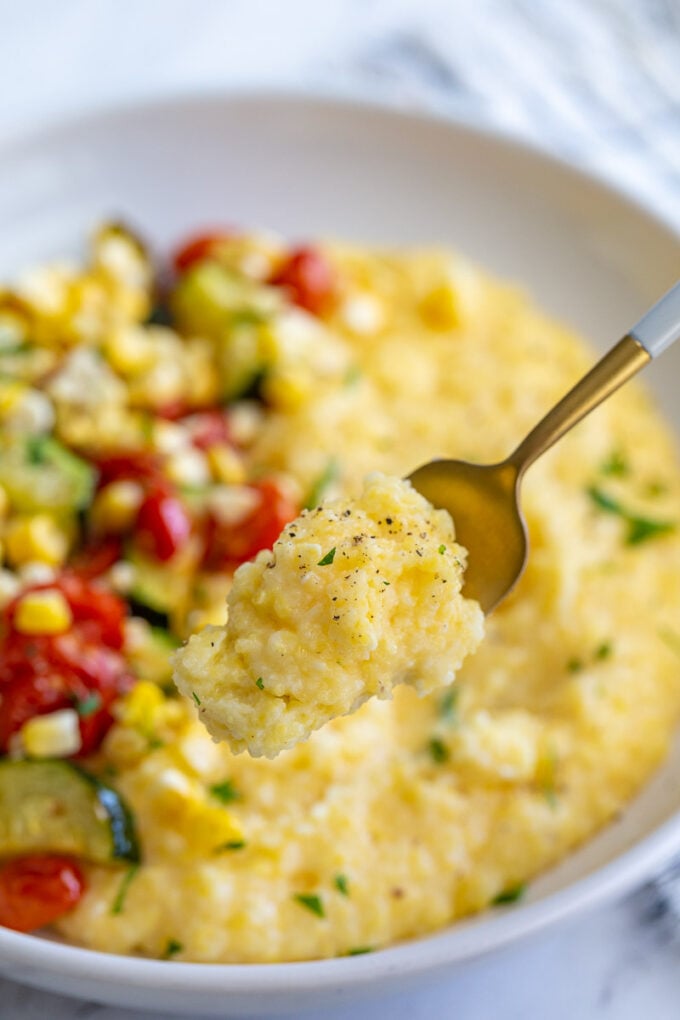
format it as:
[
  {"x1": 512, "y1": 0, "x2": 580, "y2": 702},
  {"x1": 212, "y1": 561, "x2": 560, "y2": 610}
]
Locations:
[
  {"x1": 303, "y1": 458, "x2": 339, "y2": 510},
  {"x1": 192, "y1": 691, "x2": 201, "y2": 707},
  {"x1": 294, "y1": 893, "x2": 325, "y2": 918},
  {"x1": 587, "y1": 486, "x2": 675, "y2": 546},
  {"x1": 646, "y1": 480, "x2": 668, "y2": 498},
  {"x1": 439, "y1": 687, "x2": 458, "y2": 721},
  {"x1": 594, "y1": 641, "x2": 613, "y2": 661},
  {"x1": 382, "y1": 580, "x2": 391, "y2": 586},
  {"x1": 566, "y1": 657, "x2": 584, "y2": 674},
  {"x1": 346, "y1": 946, "x2": 374, "y2": 956},
  {"x1": 438, "y1": 544, "x2": 446, "y2": 555},
  {"x1": 626, "y1": 516, "x2": 675, "y2": 546},
  {"x1": 318, "y1": 547, "x2": 336, "y2": 566},
  {"x1": 215, "y1": 840, "x2": 247, "y2": 852},
  {"x1": 334, "y1": 874, "x2": 350, "y2": 897},
  {"x1": 74, "y1": 692, "x2": 102, "y2": 718},
  {"x1": 111, "y1": 864, "x2": 139, "y2": 916},
  {"x1": 492, "y1": 883, "x2": 526, "y2": 906},
  {"x1": 587, "y1": 485, "x2": 624, "y2": 515},
  {"x1": 344, "y1": 364, "x2": 362, "y2": 388},
  {"x1": 428, "y1": 737, "x2": 449, "y2": 764},
  {"x1": 255, "y1": 677, "x2": 265, "y2": 690},
  {"x1": 600, "y1": 450, "x2": 629, "y2": 477},
  {"x1": 162, "y1": 938, "x2": 183, "y2": 959},
  {"x1": 209, "y1": 780, "x2": 240, "y2": 805}
]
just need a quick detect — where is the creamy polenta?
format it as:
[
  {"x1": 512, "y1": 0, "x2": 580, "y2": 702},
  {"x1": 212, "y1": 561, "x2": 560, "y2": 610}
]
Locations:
[
  {"x1": 173, "y1": 474, "x2": 484, "y2": 756},
  {"x1": 0, "y1": 227, "x2": 679, "y2": 962}
]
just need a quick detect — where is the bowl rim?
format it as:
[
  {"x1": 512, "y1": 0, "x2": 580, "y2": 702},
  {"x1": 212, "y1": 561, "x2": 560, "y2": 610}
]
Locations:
[{"x1": 0, "y1": 86, "x2": 679, "y2": 995}]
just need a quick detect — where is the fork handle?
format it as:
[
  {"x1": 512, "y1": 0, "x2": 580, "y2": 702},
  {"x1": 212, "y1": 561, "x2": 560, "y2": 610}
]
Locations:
[
  {"x1": 631, "y1": 280, "x2": 680, "y2": 357},
  {"x1": 507, "y1": 279, "x2": 680, "y2": 477}
]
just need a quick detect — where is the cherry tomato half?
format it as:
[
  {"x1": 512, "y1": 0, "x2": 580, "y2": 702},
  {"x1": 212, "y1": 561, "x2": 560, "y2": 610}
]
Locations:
[
  {"x1": 0, "y1": 855, "x2": 85, "y2": 932},
  {"x1": 173, "y1": 231, "x2": 234, "y2": 274},
  {"x1": 269, "y1": 246, "x2": 337, "y2": 316},
  {"x1": 135, "y1": 487, "x2": 192, "y2": 562},
  {"x1": 203, "y1": 479, "x2": 297, "y2": 570}
]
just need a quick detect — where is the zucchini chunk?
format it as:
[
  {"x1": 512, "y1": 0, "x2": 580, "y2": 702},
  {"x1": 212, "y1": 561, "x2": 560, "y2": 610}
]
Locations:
[{"x1": 0, "y1": 759, "x2": 139, "y2": 864}]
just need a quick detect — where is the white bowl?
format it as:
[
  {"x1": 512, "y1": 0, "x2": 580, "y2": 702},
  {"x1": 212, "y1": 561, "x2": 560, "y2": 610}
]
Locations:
[{"x1": 0, "y1": 91, "x2": 678, "y2": 1016}]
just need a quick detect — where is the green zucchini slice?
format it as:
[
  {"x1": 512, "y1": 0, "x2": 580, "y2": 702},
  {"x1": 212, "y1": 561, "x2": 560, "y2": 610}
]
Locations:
[{"x1": 0, "y1": 759, "x2": 139, "y2": 864}]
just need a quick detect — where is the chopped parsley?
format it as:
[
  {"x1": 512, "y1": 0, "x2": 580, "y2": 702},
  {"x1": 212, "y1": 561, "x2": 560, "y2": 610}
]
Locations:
[
  {"x1": 318, "y1": 547, "x2": 336, "y2": 566},
  {"x1": 438, "y1": 544, "x2": 446, "y2": 554},
  {"x1": 600, "y1": 450, "x2": 629, "y2": 477},
  {"x1": 566, "y1": 657, "x2": 584, "y2": 674},
  {"x1": 428, "y1": 737, "x2": 449, "y2": 764},
  {"x1": 162, "y1": 938, "x2": 183, "y2": 959},
  {"x1": 209, "y1": 780, "x2": 240, "y2": 804},
  {"x1": 334, "y1": 874, "x2": 350, "y2": 897},
  {"x1": 646, "y1": 480, "x2": 667, "y2": 497},
  {"x1": 111, "y1": 864, "x2": 139, "y2": 916},
  {"x1": 73, "y1": 692, "x2": 102, "y2": 718},
  {"x1": 346, "y1": 946, "x2": 374, "y2": 955},
  {"x1": 492, "y1": 883, "x2": 526, "y2": 905},
  {"x1": 215, "y1": 840, "x2": 247, "y2": 852},
  {"x1": 439, "y1": 687, "x2": 458, "y2": 721},
  {"x1": 192, "y1": 691, "x2": 201, "y2": 707},
  {"x1": 594, "y1": 641, "x2": 613, "y2": 661},
  {"x1": 382, "y1": 580, "x2": 391, "y2": 586},
  {"x1": 255, "y1": 677, "x2": 265, "y2": 690},
  {"x1": 587, "y1": 485, "x2": 675, "y2": 545},
  {"x1": 304, "y1": 458, "x2": 339, "y2": 510},
  {"x1": 294, "y1": 893, "x2": 325, "y2": 918}
]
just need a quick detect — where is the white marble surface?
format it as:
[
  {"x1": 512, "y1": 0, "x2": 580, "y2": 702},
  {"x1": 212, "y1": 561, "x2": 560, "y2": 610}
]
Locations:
[{"x1": 1, "y1": 1, "x2": 679, "y2": 1017}]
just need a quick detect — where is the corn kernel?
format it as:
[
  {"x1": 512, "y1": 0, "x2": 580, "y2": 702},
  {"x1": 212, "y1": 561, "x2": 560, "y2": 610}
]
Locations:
[
  {"x1": 14, "y1": 588, "x2": 73, "y2": 635},
  {"x1": 20, "y1": 708, "x2": 82, "y2": 758},
  {"x1": 117, "y1": 681, "x2": 166, "y2": 738},
  {"x1": 104, "y1": 325, "x2": 156, "y2": 375},
  {"x1": 0, "y1": 380, "x2": 26, "y2": 416},
  {"x1": 6, "y1": 514, "x2": 69, "y2": 567},
  {"x1": 263, "y1": 370, "x2": 310, "y2": 411},
  {"x1": 165, "y1": 448, "x2": 210, "y2": 488},
  {"x1": 91, "y1": 480, "x2": 144, "y2": 534},
  {"x1": 207, "y1": 443, "x2": 247, "y2": 485},
  {"x1": 419, "y1": 281, "x2": 460, "y2": 330},
  {"x1": 0, "y1": 569, "x2": 20, "y2": 609},
  {"x1": 0, "y1": 484, "x2": 8, "y2": 520}
]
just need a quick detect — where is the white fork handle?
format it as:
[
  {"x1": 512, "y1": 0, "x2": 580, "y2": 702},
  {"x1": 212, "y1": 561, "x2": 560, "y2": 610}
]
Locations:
[{"x1": 630, "y1": 280, "x2": 680, "y2": 358}]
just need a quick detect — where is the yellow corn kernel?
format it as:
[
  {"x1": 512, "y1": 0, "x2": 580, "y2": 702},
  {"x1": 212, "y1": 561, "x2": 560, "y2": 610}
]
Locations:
[
  {"x1": 0, "y1": 380, "x2": 26, "y2": 416},
  {"x1": 5, "y1": 514, "x2": 69, "y2": 567},
  {"x1": 104, "y1": 325, "x2": 156, "y2": 375},
  {"x1": 207, "y1": 443, "x2": 247, "y2": 485},
  {"x1": 91, "y1": 480, "x2": 144, "y2": 534},
  {"x1": 419, "y1": 281, "x2": 460, "y2": 331},
  {"x1": 0, "y1": 484, "x2": 9, "y2": 521},
  {"x1": 263, "y1": 370, "x2": 310, "y2": 411},
  {"x1": 14, "y1": 588, "x2": 73, "y2": 635},
  {"x1": 151, "y1": 777, "x2": 243, "y2": 853},
  {"x1": 20, "y1": 708, "x2": 82, "y2": 758},
  {"x1": 117, "y1": 681, "x2": 166, "y2": 738}
]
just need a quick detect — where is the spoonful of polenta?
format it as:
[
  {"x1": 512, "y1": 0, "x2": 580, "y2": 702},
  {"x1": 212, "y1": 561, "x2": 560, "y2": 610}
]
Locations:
[{"x1": 173, "y1": 281, "x2": 680, "y2": 757}]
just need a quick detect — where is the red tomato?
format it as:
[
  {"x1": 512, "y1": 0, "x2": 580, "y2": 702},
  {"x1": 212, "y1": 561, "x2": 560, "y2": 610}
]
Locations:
[
  {"x1": 203, "y1": 479, "x2": 297, "y2": 570},
  {"x1": 94, "y1": 452, "x2": 164, "y2": 489},
  {"x1": 0, "y1": 855, "x2": 85, "y2": 933},
  {"x1": 68, "y1": 537, "x2": 122, "y2": 579},
  {"x1": 270, "y1": 246, "x2": 337, "y2": 316},
  {"x1": 135, "y1": 487, "x2": 192, "y2": 562},
  {"x1": 0, "y1": 576, "x2": 134, "y2": 754},
  {"x1": 173, "y1": 231, "x2": 234, "y2": 273},
  {"x1": 183, "y1": 410, "x2": 231, "y2": 451},
  {"x1": 57, "y1": 574, "x2": 127, "y2": 649}
]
